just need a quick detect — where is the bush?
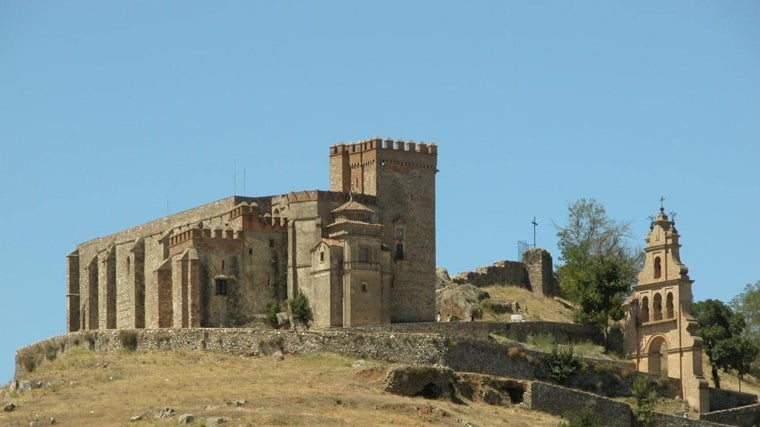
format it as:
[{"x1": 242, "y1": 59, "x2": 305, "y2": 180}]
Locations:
[
  {"x1": 266, "y1": 300, "x2": 280, "y2": 325},
  {"x1": 546, "y1": 344, "x2": 580, "y2": 384},
  {"x1": 19, "y1": 351, "x2": 36, "y2": 373},
  {"x1": 632, "y1": 375, "x2": 658, "y2": 427},
  {"x1": 118, "y1": 330, "x2": 138, "y2": 351},
  {"x1": 560, "y1": 402, "x2": 603, "y2": 427},
  {"x1": 289, "y1": 293, "x2": 312, "y2": 325},
  {"x1": 45, "y1": 344, "x2": 58, "y2": 361}
]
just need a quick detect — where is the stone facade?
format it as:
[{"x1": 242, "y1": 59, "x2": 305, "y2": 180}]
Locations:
[
  {"x1": 66, "y1": 139, "x2": 437, "y2": 331},
  {"x1": 623, "y1": 207, "x2": 710, "y2": 413}
]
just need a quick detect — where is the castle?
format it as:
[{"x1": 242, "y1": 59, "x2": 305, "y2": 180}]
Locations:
[{"x1": 65, "y1": 138, "x2": 438, "y2": 331}]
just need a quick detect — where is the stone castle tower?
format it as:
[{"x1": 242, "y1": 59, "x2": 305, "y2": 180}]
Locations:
[
  {"x1": 66, "y1": 138, "x2": 437, "y2": 332},
  {"x1": 623, "y1": 206, "x2": 709, "y2": 413},
  {"x1": 329, "y1": 139, "x2": 437, "y2": 322}
]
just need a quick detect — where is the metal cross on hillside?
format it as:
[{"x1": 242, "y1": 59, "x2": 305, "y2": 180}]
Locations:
[{"x1": 531, "y1": 216, "x2": 538, "y2": 248}]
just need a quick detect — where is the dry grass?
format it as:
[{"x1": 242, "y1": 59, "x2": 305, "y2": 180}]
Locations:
[
  {"x1": 1, "y1": 348, "x2": 563, "y2": 426},
  {"x1": 479, "y1": 285, "x2": 575, "y2": 323}
]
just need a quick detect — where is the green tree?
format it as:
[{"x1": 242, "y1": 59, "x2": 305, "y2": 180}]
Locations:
[
  {"x1": 731, "y1": 281, "x2": 760, "y2": 344},
  {"x1": 555, "y1": 199, "x2": 643, "y2": 350},
  {"x1": 692, "y1": 299, "x2": 754, "y2": 389},
  {"x1": 288, "y1": 293, "x2": 313, "y2": 326}
]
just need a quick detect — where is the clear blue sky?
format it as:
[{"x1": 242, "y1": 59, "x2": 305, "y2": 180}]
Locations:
[{"x1": 1, "y1": 2, "x2": 758, "y2": 383}]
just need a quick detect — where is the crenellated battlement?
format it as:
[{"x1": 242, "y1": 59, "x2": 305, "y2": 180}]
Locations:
[
  {"x1": 330, "y1": 137, "x2": 437, "y2": 156},
  {"x1": 169, "y1": 226, "x2": 242, "y2": 248}
]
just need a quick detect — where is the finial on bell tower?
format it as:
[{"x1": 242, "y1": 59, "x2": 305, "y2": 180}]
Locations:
[{"x1": 659, "y1": 196, "x2": 665, "y2": 213}]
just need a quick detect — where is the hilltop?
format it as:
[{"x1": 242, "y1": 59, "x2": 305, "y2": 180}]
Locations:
[{"x1": 1, "y1": 348, "x2": 562, "y2": 426}]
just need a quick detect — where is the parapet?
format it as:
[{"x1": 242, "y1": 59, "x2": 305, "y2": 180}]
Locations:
[{"x1": 330, "y1": 137, "x2": 437, "y2": 156}]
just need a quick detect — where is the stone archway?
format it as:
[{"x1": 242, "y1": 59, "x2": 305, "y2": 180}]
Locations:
[{"x1": 648, "y1": 336, "x2": 669, "y2": 376}]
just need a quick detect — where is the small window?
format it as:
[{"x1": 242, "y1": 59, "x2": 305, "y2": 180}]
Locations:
[
  {"x1": 654, "y1": 257, "x2": 662, "y2": 279},
  {"x1": 215, "y1": 279, "x2": 228, "y2": 296},
  {"x1": 248, "y1": 248, "x2": 253, "y2": 256},
  {"x1": 395, "y1": 227, "x2": 405, "y2": 240},
  {"x1": 320, "y1": 251, "x2": 325, "y2": 262},
  {"x1": 361, "y1": 283, "x2": 367, "y2": 292},
  {"x1": 221, "y1": 260, "x2": 225, "y2": 271},
  {"x1": 359, "y1": 246, "x2": 370, "y2": 262},
  {"x1": 395, "y1": 243, "x2": 404, "y2": 261},
  {"x1": 269, "y1": 239, "x2": 275, "y2": 248}
]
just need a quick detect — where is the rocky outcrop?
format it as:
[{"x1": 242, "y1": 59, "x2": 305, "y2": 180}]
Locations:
[
  {"x1": 383, "y1": 365, "x2": 527, "y2": 406},
  {"x1": 436, "y1": 284, "x2": 490, "y2": 321}
]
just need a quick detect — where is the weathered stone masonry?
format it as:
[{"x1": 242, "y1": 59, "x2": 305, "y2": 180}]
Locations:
[{"x1": 67, "y1": 139, "x2": 437, "y2": 331}]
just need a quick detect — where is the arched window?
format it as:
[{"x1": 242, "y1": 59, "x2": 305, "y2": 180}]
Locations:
[
  {"x1": 653, "y1": 293, "x2": 663, "y2": 321},
  {"x1": 641, "y1": 296, "x2": 650, "y2": 323},
  {"x1": 666, "y1": 293, "x2": 674, "y2": 319},
  {"x1": 654, "y1": 256, "x2": 662, "y2": 279}
]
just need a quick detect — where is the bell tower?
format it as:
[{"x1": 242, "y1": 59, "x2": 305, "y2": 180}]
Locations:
[{"x1": 624, "y1": 202, "x2": 709, "y2": 412}]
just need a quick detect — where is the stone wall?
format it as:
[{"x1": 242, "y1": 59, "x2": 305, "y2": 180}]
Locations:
[
  {"x1": 357, "y1": 321, "x2": 605, "y2": 346},
  {"x1": 453, "y1": 260, "x2": 529, "y2": 288},
  {"x1": 529, "y1": 381, "x2": 632, "y2": 427},
  {"x1": 699, "y1": 403, "x2": 760, "y2": 426},
  {"x1": 708, "y1": 387, "x2": 758, "y2": 412},
  {"x1": 451, "y1": 247, "x2": 559, "y2": 297},
  {"x1": 15, "y1": 329, "x2": 448, "y2": 376}
]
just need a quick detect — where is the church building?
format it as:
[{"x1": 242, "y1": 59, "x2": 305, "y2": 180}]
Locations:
[
  {"x1": 623, "y1": 205, "x2": 709, "y2": 413},
  {"x1": 65, "y1": 139, "x2": 438, "y2": 331}
]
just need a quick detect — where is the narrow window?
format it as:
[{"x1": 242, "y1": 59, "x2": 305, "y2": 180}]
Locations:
[
  {"x1": 249, "y1": 248, "x2": 253, "y2": 256},
  {"x1": 653, "y1": 293, "x2": 663, "y2": 321},
  {"x1": 269, "y1": 239, "x2": 275, "y2": 248},
  {"x1": 666, "y1": 293, "x2": 674, "y2": 319},
  {"x1": 359, "y1": 246, "x2": 370, "y2": 262},
  {"x1": 641, "y1": 296, "x2": 650, "y2": 323},
  {"x1": 361, "y1": 283, "x2": 367, "y2": 292},
  {"x1": 654, "y1": 257, "x2": 662, "y2": 279},
  {"x1": 215, "y1": 279, "x2": 228, "y2": 296},
  {"x1": 320, "y1": 251, "x2": 325, "y2": 262},
  {"x1": 395, "y1": 243, "x2": 404, "y2": 261},
  {"x1": 221, "y1": 260, "x2": 225, "y2": 271}
]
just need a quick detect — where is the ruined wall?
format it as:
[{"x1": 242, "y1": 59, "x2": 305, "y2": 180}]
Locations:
[
  {"x1": 452, "y1": 260, "x2": 530, "y2": 288},
  {"x1": 452, "y1": 247, "x2": 559, "y2": 297}
]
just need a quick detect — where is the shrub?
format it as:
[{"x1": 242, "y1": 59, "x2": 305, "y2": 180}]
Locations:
[
  {"x1": 546, "y1": 344, "x2": 580, "y2": 384},
  {"x1": 507, "y1": 346, "x2": 525, "y2": 359},
  {"x1": 19, "y1": 351, "x2": 36, "y2": 373},
  {"x1": 632, "y1": 375, "x2": 659, "y2": 427},
  {"x1": 45, "y1": 344, "x2": 57, "y2": 361},
  {"x1": 118, "y1": 330, "x2": 138, "y2": 351},
  {"x1": 289, "y1": 293, "x2": 312, "y2": 324},
  {"x1": 266, "y1": 300, "x2": 280, "y2": 325},
  {"x1": 560, "y1": 402, "x2": 603, "y2": 427}
]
